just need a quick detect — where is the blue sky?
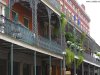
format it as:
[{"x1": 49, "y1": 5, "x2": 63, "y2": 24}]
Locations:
[{"x1": 77, "y1": 0, "x2": 100, "y2": 45}]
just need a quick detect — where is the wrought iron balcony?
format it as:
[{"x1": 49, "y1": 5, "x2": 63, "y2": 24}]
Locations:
[
  {"x1": 41, "y1": 0, "x2": 61, "y2": 13},
  {"x1": 83, "y1": 52, "x2": 100, "y2": 65},
  {"x1": 72, "y1": 49, "x2": 100, "y2": 66},
  {"x1": 0, "y1": 15, "x2": 63, "y2": 55}
]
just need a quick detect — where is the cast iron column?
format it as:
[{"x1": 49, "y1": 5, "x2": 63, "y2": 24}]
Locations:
[
  {"x1": 63, "y1": 54, "x2": 66, "y2": 75},
  {"x1": 59, "y1": 16, "x2": 63, "y2": 46},
  {"x1": 8, "y1": 43, "x2": 13, "y2": 75},
  {"x1": 47, "y1": 9, "x2": 51, "y2": 41},
  {"x1": 82, "y1": 63, "x2": 84, "y2": 75},
  {"x1": 31, "y1": 0, "x2": 39, "y2": 45},
  {"x1": 49, "y1": 56, "x2": 51, "y2": 75},
  {"x1": 74, "y1": 59, "x2": 76, "y2": 75},
  {"x1": 88, "y1": 64, "x2": 90, "y2": 75},
  {"x1": 93, "y1": 66, "x2": 95, "y2": 75},
  {"x1": 60, "y1": 60, "x2": 63, "y2": 75},
  {"x1": 34, "y1": 52, "x2": 36, "y2": 75}
]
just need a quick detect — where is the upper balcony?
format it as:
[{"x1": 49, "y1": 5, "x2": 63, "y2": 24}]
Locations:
[{"x1": 0, "y1": 1, "x2": 63, "y2": 55}]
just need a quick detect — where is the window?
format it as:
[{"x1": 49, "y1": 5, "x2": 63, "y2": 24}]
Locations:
[
  {"x1": 12, "y1": 11, "x2": 18, "y2": 22},
  {"x1": 78, "y1": 19, "x2": 80, "y2": 26},
  {"x1": 73, "y1": 15, "x2": 76, "y2": 21},
  {"x1": 23, "y1": 17, "x2": 29, "y2": 28}
]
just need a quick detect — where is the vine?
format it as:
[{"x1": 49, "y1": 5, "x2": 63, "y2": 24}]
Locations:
[{"x1": 60, "y1": 13, "x2": 67, "y2": 34}]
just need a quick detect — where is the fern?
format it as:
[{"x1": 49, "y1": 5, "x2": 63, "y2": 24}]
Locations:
[{"x1": 66, "y1": 48, "x2": 75, "y2": 68}]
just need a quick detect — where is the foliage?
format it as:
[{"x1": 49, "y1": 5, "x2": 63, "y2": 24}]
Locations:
[
  {"x1": 60, "y1": 13, "x2": 85, "y2": 69},
  {"x1": 61, "y1": 13, "x2": 67, "y2": 34},
  {"x1": 80, "y1": 32, "x2": 86, "y2": 47},
  {"x1": 96, "y1": 53, "x2": 100, "y2": 57},
  {"x1": 76, "y1": 52, "x2": 84, "y2": 69},
  {"x1": 65, "y1": 32, "x2": 75, "y2": 43},
  {"x1": 66, "y1": 48, "x2": 75, "y2": 68}
]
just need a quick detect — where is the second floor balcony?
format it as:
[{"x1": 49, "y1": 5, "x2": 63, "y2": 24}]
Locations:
[
  {"x1": 0, "y1": 1, "x2": 64, "y2": 55},
  {"x1": 0, "y1": 15, "x2": 63, "y2": 55}
]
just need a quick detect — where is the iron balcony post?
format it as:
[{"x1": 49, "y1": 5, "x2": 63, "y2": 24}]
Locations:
[{"x1": 34, "y1": 51, "x2": 36, "y2": 75}]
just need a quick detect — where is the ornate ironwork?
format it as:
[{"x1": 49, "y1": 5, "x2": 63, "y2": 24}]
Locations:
[{"x1": 0, "y1": 15, "x2": 63, "y2": 55}]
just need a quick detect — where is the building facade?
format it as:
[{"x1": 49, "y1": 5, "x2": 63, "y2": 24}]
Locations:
[{"x1": 0, "y1": 0, "x2": 100, "y2": 75}]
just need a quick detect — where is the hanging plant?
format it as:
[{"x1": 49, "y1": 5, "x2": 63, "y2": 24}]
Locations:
[
  {"x1": 80, "y1": 32, "x2": 86, "y2": 47},
  {"x1": 66, "y1": 48, "x2": 75, "y2": 68},
  {"x1": 61, "y1": 13, "x2": 67, "y2": 34},
  {"x1": 66, "y1": 41, "x2": 72, "y2": 47},
  {"x1": 65, "y1": 32, "x2": 75, "y2": 43},
  {"x1": 76, "y1": 52, "x2": 84, "y2": 69}
]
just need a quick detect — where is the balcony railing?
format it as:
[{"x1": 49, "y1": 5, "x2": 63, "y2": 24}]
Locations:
[
  {"x1": 0, "y1": 15, "x2": 63, "y2": 55},
  {"x1": 83, "y1": 52, "x2": 100, "y2": 65},
  {"x1": 41, "y1": 0, "x2": 61, "y2": 13},
  {"x1": 72, "y1": 49, "x2": 100, "y2": 66}
]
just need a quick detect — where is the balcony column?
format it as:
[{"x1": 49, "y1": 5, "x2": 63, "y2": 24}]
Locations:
[
  {"x1": 59, "y1": 16, "x2": 63, "y2": 46},
  {"x1": 34, "y1": 52, "x2": 36, "y2": 75},
  {"x1": 88, "y1": 64, "x2": 90, "y2": 75},
  {"x1": 74, "y1": 59, "x2": 76, "y2": 75},
  {"x1": 82, "y1": 62, "x2": 84, "y2": 75},
  {"x1": 93, "y1": 66, "x2": 95, "y2": 75},
  {"x1": 8, "y1": 43, "x2": 14, "y2": 75},
  {"x1": 47, "y1": 8, "x2": 52, "y2": 41},
  {"x1": 63, "y1": 54, "x2": 66, "y2": 75},
  {"x1": 31, "y1": 0, "x2": 39, "y2": 45},
  {"x1": 11, "y1": 44, "x2": 13, "y2": 75},
  {"x1": 49, "y1": 56, "x2": 52, "y2": 75},
  {"x1": 60, "y1": 60, "x2": 63, "y2": 75}
]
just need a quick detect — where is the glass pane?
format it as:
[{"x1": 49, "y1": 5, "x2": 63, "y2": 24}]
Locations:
[{"x1": 24, "y1": 17, "x2": 29, "y2": 28}]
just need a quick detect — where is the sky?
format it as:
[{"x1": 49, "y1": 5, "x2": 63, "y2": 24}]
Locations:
[{"x1": 77, "y1": 0, "x2": 100, "y2": 45}]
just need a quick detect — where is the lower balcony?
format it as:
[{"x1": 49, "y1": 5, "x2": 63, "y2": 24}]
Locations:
[{"x1": 0, "y1": 15, "x2": 63, "y2": 55}]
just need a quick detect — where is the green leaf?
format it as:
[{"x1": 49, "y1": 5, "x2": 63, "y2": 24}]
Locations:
[
  {"x1": 76, "y1": 53, "x2": 84, "y2": 69},
  {"x1": 66, "y1": 48, "x2": 75, "y2": 68},
  {"x1": 61, "y1": 13, "x2": 67, "y2": 33}
]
